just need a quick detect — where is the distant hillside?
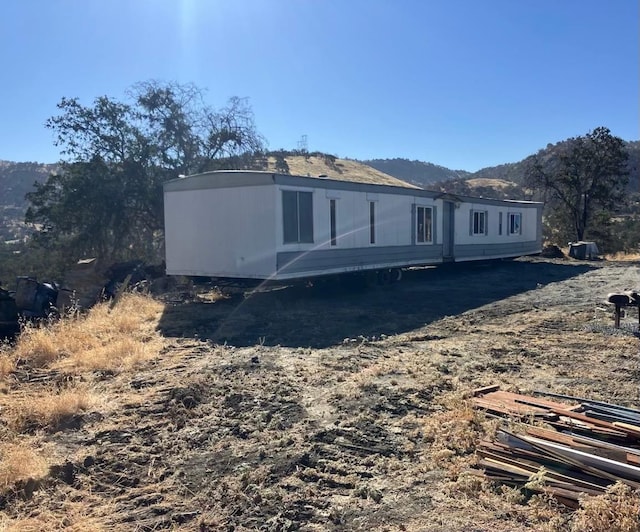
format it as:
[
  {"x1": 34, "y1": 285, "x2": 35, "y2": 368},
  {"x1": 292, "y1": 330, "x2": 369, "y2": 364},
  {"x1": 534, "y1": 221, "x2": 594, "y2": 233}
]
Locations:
[
  {"x1": 469, "y1": 140, "x2": 640, "y2": 192},
  {"x1": 0, "y1": 161, "x2": 54, "y2": 207},
  {"x1": 262, "y1": 152, "x2": 417, "y2": 188},
  {"x1": 361, "y1": 158, "x2": 470, "y2": 187},
  {"x1": 0, "y1": 161, "x2": 55, "y2": 242},
  {"x1": 468, "y1": 162, "x2": 521, "y2": 182},
  {"x1": 363, "y1": 140, "x2": 639, "y2": 200},
  {"x1": 429, "y1": 177, "x2": 526, "y2": 201},
  {"x1": 2, "y1": 138, "x2": 637, "y2": 244},
  {"x1": 0, "y1": 154, "x2": 414, "y2": 244}
]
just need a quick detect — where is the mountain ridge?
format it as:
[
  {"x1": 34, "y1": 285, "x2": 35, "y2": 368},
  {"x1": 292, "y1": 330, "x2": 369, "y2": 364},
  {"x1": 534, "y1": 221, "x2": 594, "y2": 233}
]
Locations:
[
  {"x1": 363, "y1": 139, "x2": 639, "y2": 191},
  {"x1": 2, "y1": 138, "x2": 638, "y2": 243},
  {"x1": 361, "y1": 158, "x2": 470, "y2": 187}
]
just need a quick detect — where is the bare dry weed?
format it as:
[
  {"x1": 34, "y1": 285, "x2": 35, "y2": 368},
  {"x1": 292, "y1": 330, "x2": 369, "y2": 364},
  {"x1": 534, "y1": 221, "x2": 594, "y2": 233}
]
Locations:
[
  {"x1": 571, "y1": 482, "x2": 640, "y2": 532},
  {"x1": 5, "y1": 385, "x2": 93, "y2": 432},
  {"x1": 0, "y1": 351, "x2": 14, "y2": 379},
  {"x1": 604, "y1": 251, "x2": 640, "y2": 262},
  {"x1": 12, "y1": 293, "x2": 164, "y2": 373},
  {"x1": 11, "y1": 323, "x2": 65, "y2": 367},
  {"x1": 421, "y1": 401, "x2": 484, "y2": 459},
  {"x1": 0, "y1": 502, "x2": 108, "y2": 532},
  {"x1": 0, "y1": 443, "x2": 49, "y2": 493}
]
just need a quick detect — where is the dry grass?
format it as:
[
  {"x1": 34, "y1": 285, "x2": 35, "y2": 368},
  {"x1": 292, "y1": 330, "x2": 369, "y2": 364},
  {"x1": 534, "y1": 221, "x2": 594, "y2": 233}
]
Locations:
[
  {"x1": 0, "y1": 351, "x2": 14, "y2": 380},
  {"x1": 421, "y1": 401, "x2": 485, "y2": 459},
  {"x1": 1, "y1": 259, "x2": 638, "y2": 529},
  {"x1": 196, "y1": 289, "x2": 228, "y2": 303},
  {"x1": 0, "y1": 502, "x2": 108, "y2": 532},
  {"x1": 266, "y1": 155, "x2": 419, "y2": 188},
  {"x1": 5, "y1": 385, "x2": 93, "y2": 432},
  {"x1": 604, "y1": 251, "x2": 640, "y2": 262},
  {"x1": 0, "y1": 443, "x2": 49, "y2": 493},
  {"x1": 57, "y1": 336, "x2": 157, "y2": 372},
  {"x1": 466, "y1": 178, "x2": 517, "y2": 189},
  {"x1": 11, "y1": 324, "x2": 65, "y2": 367},
  {"x1": 11, "y1": 293, "x2": 164, "y2": 373},
  {"x1": 0, "y1": 295, "x2": 162, "y2": 530},
  {"x1": 571, "y1": 482, "x2": 640, "y2": 532}
]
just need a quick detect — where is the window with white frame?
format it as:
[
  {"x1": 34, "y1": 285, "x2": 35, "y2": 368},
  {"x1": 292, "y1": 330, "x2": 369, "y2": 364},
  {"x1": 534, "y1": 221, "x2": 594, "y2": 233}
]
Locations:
[
  {"x1": 416, "y1": 206, "x2": 433, "y2": 243},
  {"x1": 508, "y1": 212, "x2": 522, "y2": 235},
  {"x1": 282, "y1": 190, "x2": 314, "y2": 244},
  {"x1": 471, "y1": 210, "x2": 487, "y2": 235},
  {"x1": 498, "y1": 212, "x2": 503, "y2": 235}
]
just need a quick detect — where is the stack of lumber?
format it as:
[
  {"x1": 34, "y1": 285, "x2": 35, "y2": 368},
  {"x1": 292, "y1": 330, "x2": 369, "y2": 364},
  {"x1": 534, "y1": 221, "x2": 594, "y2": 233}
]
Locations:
[{"x1": 471, "y1": 386, "x2": 640, "y2": 507}]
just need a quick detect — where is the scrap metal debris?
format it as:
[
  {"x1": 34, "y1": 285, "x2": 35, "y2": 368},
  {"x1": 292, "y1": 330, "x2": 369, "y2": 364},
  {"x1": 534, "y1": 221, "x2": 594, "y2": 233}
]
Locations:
[
  {"x1": 0, "y1": 258, "x2": 166, "y2": 338},
  {"x1": 15, "y1": 276, "x2": 60, "y2": 318},
  {"x1": 0, "y1": 283, "x2": 19, "y2": 338},
  {"x1": 471, "y1": 386, "x2": 640, "y2": 508}
]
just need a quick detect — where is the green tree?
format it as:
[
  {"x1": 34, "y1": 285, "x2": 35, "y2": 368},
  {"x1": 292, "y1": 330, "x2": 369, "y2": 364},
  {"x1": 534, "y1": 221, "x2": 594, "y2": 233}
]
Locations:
[
  {"x1": 26, "y1": 81, "x2": 265, "y2": 262},
  {"x1": 524, "y1": 127, "x2": 629, "y2": 242}
]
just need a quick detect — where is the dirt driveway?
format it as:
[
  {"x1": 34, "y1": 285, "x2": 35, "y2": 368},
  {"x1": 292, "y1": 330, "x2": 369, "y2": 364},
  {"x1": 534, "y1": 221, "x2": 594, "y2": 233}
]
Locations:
[
  {"x1": 158, "y1": 258, "x2": 602, "y2": 347},
  {"x1": 6, "y1": 257, "x2": 640, "y2": 531}
]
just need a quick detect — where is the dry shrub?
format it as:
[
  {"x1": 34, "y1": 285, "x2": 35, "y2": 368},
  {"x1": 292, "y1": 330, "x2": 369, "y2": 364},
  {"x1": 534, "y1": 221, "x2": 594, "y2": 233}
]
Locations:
[
  {"x1": 12, "y1": 293, "x2": 164, "y2": 373},
  {"x1": 527, "y1": 492, "x2": 572, "y2": 531},
  {"x1": 571, "y1": 482, "x2": 640, "y2": 532},
  {"x1": 447, "y1": 471, "x2": 490, "y2": 497},
  {"x1": 0, "y1": 443, "x2": 49, "y2": 493},
  {"x1": 421, "y1": 402, "x2": 484, "y2": 458},
  {"x1": 6, "y1": 386, "x2": 93, "y2": 432}
]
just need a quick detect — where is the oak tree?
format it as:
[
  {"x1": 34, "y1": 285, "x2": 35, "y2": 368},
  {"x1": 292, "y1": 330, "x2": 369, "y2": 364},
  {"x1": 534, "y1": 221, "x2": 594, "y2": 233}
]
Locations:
[
  {"x1": 524, "y1": 127, "x2": 628, "y2": 242},
  {"x1": 26, "y1": 81, "x2": 265, "y2": 261}
]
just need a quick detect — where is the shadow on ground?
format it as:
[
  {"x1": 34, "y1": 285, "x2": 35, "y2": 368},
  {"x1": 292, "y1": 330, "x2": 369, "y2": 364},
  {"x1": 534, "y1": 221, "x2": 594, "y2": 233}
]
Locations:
[{"x1": 157, "y1": 259, "x2": 595, "y2": 348}]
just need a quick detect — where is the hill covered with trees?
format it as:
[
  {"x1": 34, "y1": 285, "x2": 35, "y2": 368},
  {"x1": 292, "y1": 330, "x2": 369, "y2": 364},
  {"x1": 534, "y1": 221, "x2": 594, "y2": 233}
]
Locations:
[
  {"x1": 362, "y1": 141, "x2": 639, "y2": 194},
  {"x1": 0, "y1": 161, "x2": 55, "y2": 243},
  {"x1": 469, "y1": 139, "x2": 639, "y2": 192},
  {"x1": 361, "y1": 158, "x2": 470, "y2": 187}
]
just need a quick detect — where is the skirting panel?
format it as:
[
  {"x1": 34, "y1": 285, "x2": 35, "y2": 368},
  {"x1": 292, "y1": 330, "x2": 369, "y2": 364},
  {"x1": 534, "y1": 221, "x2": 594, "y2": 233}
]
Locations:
[{"x1": 277, "y1": 245, "x2": 444, "y2": 274}]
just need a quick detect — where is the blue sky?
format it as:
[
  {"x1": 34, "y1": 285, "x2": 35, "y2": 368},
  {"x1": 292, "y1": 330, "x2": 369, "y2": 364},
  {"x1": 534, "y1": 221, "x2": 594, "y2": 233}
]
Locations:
[{"x1": 0, "y1": 0, "x2": 638, "y2": 171}]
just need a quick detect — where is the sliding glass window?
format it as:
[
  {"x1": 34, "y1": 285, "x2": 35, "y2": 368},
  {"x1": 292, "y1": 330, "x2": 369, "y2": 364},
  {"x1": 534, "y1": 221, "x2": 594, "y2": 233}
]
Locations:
[{"x1": 283, "y1": 191, "x2": 314, "y2": 244}]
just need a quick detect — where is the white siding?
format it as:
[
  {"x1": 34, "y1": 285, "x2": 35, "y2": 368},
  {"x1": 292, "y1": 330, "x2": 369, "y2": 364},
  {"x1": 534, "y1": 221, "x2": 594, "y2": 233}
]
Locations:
[
  {"x1": 274, "y1": 187, "x2": 438, "y2": 252},
  {"x1": 454, "y1": 203, "x2": 538, "y2": 246},
  {"x1": 164, "y1": 171, "x2": 542, "y2": 280},
  {"x1": 165, "y1": 185, "x2": 276, "y2": 278}
]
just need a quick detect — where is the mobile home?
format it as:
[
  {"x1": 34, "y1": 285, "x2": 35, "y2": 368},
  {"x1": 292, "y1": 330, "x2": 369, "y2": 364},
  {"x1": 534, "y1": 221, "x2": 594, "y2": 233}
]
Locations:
[{"x1": 163, "y1": 171, "x2": 542, "y2": 281}]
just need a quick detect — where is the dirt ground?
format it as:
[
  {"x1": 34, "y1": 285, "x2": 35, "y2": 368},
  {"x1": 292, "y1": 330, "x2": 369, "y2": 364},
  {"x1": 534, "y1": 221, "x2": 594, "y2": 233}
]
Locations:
[{"x1": 3, "y1": 256, "x2": 640, "y2": 531}]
